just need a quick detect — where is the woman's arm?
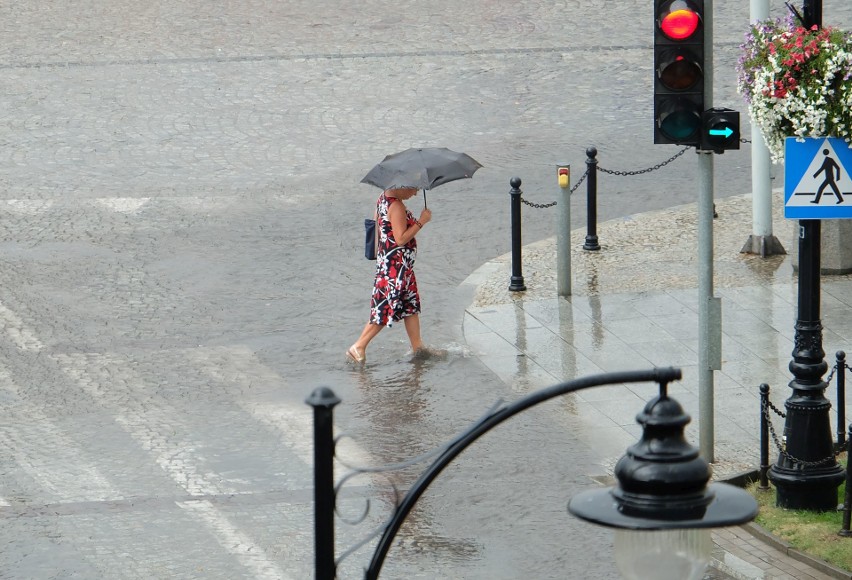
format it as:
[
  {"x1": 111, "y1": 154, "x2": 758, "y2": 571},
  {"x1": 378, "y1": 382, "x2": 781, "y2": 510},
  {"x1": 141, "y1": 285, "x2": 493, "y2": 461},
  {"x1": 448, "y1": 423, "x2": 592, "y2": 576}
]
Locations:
[{"x1": 388, "y1": 202, "x2": 420, "y2": 246}]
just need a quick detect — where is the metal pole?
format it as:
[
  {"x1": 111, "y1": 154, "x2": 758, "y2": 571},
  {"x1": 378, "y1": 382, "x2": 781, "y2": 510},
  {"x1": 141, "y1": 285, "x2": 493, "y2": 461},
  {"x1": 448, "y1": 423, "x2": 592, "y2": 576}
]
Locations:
[
  {"x1": 508, "y1": 177, "x2": 526, "y2": 292},
  {"x1": 759, "y1": 384, "x2": 770, "y2": 490},
  {"x1": 841, "y1": 424, "x2": 852, "y2": 537},
  {"x1": 838, "y1": 351, "x2": 847, "y2": 449},
  {"x1": 698, "y1": 150, "x2": 719, "y2": 462},
  {"x1": 768, "y1": 5, "x2": 845, "y2": 511},
  {"x1": 583, "y1": 148, "x2": 600, "y2": 251},
  {"x1": 803, "y1": 0, "x2": 823, "y2": 28},
  {"x1": 696, "y1": 0, "x2": 719, "y2": 463},
  {"x1": 769, "y1": 221, "x2": 845, "y2": 509},
  {"x1": 306, "y1": 387, "x2": 341, "y2": 580},
  {"x1": 557, "y1": 165, "x2": 572, "y2": 297},
  {"x1": 742, "y1": 0, "x2": 784, "y2": 257}
]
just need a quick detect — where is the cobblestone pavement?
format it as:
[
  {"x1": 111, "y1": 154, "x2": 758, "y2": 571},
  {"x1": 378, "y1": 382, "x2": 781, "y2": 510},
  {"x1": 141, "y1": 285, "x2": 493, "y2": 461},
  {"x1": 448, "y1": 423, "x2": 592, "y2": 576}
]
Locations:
[{"x1": 1, "y1": 1, "x2": 852, "y2": 579}]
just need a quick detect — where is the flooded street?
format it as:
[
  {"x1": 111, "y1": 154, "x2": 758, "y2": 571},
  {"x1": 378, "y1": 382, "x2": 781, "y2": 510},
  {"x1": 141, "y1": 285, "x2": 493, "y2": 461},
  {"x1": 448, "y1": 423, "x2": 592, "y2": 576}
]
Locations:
[{"x1": 3, "y1": 1, "x2": 852, "y2": 578}]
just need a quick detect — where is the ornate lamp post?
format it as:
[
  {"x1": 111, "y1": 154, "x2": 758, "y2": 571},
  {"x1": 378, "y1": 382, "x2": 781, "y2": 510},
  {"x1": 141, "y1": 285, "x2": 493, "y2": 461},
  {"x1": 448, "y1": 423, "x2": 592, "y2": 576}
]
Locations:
[
  {"x1": 764, "y1": 0, "x2": 847, "y2": 512},
  {"x1": 309, "y1": 368, "x2": 758, "y2": 579},
  {"x1": 569, "y1": 382, "x2": 758, "y2": 580}
]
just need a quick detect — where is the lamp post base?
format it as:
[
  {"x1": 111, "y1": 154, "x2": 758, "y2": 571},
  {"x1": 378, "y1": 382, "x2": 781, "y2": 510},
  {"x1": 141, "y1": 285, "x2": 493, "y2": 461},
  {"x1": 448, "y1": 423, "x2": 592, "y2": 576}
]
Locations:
[
  {"x1": 768, "y1": 464, "x2": 845, "y2": 511},
  {"x1": 740, "y1": 234, "x2": 786, "y2": 257},
  {"x1": 768, "y1": 386, "x2": 845, "y2": 511}
]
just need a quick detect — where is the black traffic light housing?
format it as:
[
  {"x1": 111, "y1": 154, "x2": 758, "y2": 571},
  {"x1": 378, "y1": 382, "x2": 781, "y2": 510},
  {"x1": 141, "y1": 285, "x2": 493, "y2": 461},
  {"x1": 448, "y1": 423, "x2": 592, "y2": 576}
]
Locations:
[
  {"x1": 654, "y1": 0, "x2": 705, "y2": 146},
  {"x1": 700, "y1": 108, "x2": 740, "y2": 153}
]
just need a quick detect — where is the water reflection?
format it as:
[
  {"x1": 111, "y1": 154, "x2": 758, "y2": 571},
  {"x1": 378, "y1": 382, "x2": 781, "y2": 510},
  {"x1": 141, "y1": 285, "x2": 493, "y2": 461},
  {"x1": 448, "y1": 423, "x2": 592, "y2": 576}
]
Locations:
[
  {"x1": 741, "y1": 251, "x2": 789, "y2": 282},
  {"x1": 550, "y1": 298, "x2": 584, "y2": 418},
  {"x1": 513, "y1": 300, "x2": 529, "y2": 381},
  {"x1": 583, "y1": 262, "x2": 606, "y2": 349},
  {"x1": 339, "y1": 360, "x2": 482, "y2": 575}
]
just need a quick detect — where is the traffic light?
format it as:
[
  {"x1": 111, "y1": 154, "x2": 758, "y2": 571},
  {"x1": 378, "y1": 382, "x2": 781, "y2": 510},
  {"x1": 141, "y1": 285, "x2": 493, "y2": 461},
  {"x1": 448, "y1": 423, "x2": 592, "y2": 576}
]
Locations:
[
  {"x1": 700, "y1": 108, "x2": 740, "y2": 153},
  {"x1": 654, "y1": 0, "x2": 704, "y2": 145}
]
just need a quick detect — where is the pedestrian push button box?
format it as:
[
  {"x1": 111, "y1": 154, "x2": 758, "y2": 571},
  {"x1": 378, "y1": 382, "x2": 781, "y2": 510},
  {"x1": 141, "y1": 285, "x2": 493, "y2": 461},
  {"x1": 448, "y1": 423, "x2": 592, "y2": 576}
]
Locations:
[{"x1": 558, "y1": 166, "x2": 570, "y2": 189}]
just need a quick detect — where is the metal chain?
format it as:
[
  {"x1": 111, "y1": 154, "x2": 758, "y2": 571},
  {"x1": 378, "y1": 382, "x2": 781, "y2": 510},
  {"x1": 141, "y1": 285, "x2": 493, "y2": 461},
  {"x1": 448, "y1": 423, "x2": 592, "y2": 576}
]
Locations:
[
  {"x1": 521, "y1": 197, "x2": 557, "y2": 209},
  {"x1": 519, "y1": 168, "x2": 590, "y2": 209},
  {"x1": 520, "y1": 148, "x2": 690, "y2": 208},
  {"x1": 597, "y1": 147, "x2": 691, "y2": 176},
  {"x1": 762, "y1": 400, "x2": 840, "y2": 466},
  {"x1": 825, "y1": 363, "x2": 838, "y2": 386},
  {"x1": 764, "y1": 396, "x2": 786, "y2": 419},
  {"x1": 570, "y1": 167, "x2": 589, "y2": 193},
  {"x1": 516, "y1": 146, "x2": 712, "y2": 208}
]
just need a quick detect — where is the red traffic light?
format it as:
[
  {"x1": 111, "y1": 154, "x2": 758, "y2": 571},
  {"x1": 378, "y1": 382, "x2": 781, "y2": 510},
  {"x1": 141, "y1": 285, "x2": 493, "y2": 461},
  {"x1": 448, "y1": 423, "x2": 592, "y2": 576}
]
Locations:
[
  {"x1": 659, "y1": 2, "x2": 700, "y2": 40},
  {"x1": 654, "y1": 0, "x2": 704, "y2": 146}
]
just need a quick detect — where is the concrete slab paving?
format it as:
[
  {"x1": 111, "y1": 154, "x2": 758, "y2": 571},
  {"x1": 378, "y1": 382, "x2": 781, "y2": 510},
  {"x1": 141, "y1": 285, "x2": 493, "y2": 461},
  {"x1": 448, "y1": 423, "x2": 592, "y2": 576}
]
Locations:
[{"x1": 463, "y1": 190, "x2": 852, "y2": 579}]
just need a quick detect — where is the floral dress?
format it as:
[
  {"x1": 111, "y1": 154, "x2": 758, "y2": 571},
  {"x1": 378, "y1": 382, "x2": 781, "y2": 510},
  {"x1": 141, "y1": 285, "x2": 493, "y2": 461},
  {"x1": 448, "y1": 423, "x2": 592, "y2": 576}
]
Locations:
[{"x1": 370, "y1": 193, "x2": 420, "y2": 326}]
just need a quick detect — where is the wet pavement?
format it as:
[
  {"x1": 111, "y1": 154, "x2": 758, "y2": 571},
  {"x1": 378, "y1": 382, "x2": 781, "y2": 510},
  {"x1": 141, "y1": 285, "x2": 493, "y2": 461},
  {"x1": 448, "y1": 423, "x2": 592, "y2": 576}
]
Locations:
[
  {"x1": 1, "y1": 1, "x2": 852, "y2": 579},
  {"x1": 464, "y1": 189, "x2": 852, "y2": 579}
]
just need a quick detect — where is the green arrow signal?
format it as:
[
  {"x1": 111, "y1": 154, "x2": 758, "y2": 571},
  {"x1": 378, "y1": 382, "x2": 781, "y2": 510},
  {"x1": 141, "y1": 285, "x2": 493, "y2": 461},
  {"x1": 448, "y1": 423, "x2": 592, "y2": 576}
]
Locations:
[{"x1": 709, "y1": 126, "x2": 734, "y2": 138}]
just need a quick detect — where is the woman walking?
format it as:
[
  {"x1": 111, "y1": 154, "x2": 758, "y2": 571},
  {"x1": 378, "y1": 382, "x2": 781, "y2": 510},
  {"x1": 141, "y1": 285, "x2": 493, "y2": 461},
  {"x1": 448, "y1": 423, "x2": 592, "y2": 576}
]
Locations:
[{"x1": 347, "y1": 187, "x2": 432, "y2": 363}]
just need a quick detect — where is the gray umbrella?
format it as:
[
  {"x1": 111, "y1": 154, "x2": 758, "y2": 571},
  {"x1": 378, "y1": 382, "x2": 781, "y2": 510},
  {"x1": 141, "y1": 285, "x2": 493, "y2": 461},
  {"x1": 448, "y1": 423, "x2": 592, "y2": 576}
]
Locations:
[{"x1": 361, "y1": 147, "x2": 483, "y2": 207}]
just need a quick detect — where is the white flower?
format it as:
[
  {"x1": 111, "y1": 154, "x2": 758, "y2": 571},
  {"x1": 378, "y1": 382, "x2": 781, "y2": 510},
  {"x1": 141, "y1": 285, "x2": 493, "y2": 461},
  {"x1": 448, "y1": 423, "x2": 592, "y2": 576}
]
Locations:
[{"x1": 737, "y1": 19, "x2": 852, "y2": 162}]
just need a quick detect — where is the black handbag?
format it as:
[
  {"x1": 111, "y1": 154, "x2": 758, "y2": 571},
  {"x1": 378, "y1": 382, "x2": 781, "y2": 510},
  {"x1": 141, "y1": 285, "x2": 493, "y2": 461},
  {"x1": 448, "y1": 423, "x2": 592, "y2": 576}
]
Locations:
[{"x1": 364, "y1": 218, "x2": 377, "y2": 260}]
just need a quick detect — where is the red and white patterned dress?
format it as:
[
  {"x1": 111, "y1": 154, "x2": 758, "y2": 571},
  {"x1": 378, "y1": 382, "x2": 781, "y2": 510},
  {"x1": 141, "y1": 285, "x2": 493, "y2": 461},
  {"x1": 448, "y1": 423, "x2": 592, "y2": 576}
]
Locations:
[{"x1": 369, "y1": 193, "x2": 420, "y2": 326}]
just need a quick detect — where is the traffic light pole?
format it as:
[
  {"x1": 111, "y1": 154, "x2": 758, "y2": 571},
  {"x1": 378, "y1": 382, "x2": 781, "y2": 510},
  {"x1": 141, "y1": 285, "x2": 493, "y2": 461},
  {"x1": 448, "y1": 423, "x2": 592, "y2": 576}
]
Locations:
[
  {"x1": 697, "y1": 0, "x2": 719, "y2": 462},
  {"x1": 697, "y1": 150, "x2": 719, "y2": 463},
  {"x1": 653, "y1": 0, "x2": 727, "y2": 460}
]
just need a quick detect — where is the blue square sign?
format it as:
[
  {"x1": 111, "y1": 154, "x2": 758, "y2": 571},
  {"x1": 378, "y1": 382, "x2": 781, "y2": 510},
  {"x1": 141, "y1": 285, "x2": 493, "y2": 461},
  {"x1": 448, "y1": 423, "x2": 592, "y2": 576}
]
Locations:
[{"x1": 785, "y1": 137, "x2": 852, "y2": 219}]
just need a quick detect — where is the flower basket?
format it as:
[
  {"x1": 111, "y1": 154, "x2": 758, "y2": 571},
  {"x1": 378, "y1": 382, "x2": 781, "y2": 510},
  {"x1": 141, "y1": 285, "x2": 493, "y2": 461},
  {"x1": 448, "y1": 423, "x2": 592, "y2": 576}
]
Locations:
[{"x1": 737, "y1": 17, "x2": 852, "y2": 163}]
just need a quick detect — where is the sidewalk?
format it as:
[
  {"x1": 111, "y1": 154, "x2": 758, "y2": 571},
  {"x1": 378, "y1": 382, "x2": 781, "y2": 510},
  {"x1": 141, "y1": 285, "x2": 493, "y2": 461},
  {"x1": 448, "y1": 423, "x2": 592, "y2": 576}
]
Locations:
[{"x1": 461, "y1": 190, "x2": 852, "y2": 579}]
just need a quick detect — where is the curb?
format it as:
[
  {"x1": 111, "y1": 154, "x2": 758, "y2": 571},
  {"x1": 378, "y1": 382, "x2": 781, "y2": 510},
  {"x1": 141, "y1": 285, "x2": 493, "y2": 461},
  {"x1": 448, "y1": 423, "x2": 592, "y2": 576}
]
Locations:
[
  {"x1": 742, "y1": 523, "x2": 852, "y2": 580},
  {"x1": 720, "y1": 469, "x2": 852, "y2": 579}
]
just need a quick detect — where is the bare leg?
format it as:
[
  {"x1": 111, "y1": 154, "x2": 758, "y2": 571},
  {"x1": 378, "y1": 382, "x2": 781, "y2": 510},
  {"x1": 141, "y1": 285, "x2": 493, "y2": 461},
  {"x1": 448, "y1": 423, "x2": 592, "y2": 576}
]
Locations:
[
  {"x1": 403, "y1": 314, "x2": 424, "y2": 353},
  {"x1": 353, "y1": 322, "x2": 383, "y2": 355}
]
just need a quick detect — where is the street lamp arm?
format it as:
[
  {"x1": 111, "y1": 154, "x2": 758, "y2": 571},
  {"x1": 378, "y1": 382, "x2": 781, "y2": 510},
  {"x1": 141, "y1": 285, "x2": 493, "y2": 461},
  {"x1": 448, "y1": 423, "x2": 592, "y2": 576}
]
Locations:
[{"x1": 364, "y1": 367, "x2": 682, "y2": 579}]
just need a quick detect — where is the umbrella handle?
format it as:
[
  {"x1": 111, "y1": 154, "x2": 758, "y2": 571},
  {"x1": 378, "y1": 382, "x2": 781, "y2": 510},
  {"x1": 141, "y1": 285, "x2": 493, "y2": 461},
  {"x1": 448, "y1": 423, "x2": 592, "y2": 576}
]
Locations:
[{"x1": 423, "y1": 189, "x2": 427, "y2": 210}]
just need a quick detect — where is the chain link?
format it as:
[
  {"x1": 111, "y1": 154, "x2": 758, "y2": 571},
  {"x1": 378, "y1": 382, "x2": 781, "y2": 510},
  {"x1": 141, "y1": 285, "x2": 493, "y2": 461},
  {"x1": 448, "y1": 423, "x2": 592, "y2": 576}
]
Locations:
[
  {"x1": 597, "y1": 147, "x2": 691, "y2": 176},
  {"x1": 570, "y1": 167, "x2": 589, "y2": 194},
  {"x1": 520, "y1": 197, "x2": 557, "y2": 209},
  {"x1": 519, "y1": 167, "x2": 590, "y2": 209},
  {"x1": 762, "y1": 399, "x2": 840, "y2": 466},
  {"x1": 519, "y1": 148, "x2": 687, "y2": 210},
  {"x1": 825, "y1": 362, "x2": 838, "y2": 386},
  {"x1": 516, "y1": 145, "x2": 732, "y2": 207},
  {"x1": 764, "y1": 396, "x2": 786, "y2": 419}
]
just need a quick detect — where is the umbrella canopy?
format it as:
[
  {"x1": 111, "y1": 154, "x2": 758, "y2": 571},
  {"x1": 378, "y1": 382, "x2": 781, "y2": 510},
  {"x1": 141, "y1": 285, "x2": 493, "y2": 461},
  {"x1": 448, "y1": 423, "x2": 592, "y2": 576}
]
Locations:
[{"x1": 361, "y1": 147, "x2": 483, "y2": 191}]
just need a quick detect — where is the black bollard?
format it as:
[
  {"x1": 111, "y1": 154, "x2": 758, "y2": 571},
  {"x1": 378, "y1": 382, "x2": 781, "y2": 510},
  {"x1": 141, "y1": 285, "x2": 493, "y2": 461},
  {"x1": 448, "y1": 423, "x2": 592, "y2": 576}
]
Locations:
[
  {"x1": 583, "y1": 147, "x2": 601, "y2": 251},
  {"x1": 841, "y1": 424, "x2": 852, "y2": 537},
  {"x1": 509, "y1": 177, "x2": 526, "y2": 292},
  {"x1": 838, "y1": 351, "x2": 847, "y2": 450},
  {"x1": 759, "y1": 384, "x2": 770, "y2": 490},
  {"x1": 306, "y1": 387, "x2": 341, "y2": 580}
]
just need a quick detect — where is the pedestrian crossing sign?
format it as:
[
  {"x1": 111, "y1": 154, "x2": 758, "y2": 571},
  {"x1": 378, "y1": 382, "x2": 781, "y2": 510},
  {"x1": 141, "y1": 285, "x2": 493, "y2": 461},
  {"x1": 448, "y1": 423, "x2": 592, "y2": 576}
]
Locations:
[{"x1": 785, "y1": 137, "x2": 852, "y2": 219}]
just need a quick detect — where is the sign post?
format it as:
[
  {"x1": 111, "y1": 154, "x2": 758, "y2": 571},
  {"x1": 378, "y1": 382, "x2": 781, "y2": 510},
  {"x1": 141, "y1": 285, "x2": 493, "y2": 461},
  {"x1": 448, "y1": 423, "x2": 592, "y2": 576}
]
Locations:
[{"x1": 769, "y1": 136, "x2": 847, "y2": 510}]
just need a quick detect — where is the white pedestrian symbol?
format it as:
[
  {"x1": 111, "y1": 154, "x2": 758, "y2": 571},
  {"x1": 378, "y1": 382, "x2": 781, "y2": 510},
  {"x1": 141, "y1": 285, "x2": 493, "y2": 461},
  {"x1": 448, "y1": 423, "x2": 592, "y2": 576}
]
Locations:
[
  {"x1": 812, "y1": 149, "x2": 844, "y2": 204},
  {"x1": 788, "y1": 139, "x2": 852, "y2": 207}
]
